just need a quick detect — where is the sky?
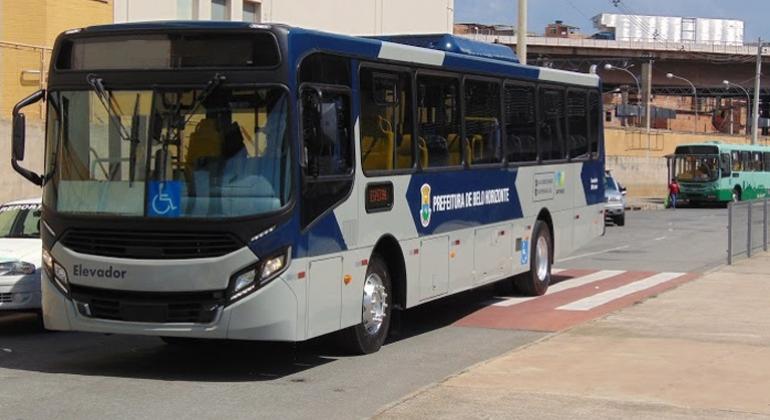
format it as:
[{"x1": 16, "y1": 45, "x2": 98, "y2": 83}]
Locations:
[{"x1": 454, "y1": 0, "x2": 770, "y2": 41}]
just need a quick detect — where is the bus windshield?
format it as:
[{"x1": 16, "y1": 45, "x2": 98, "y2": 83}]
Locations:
[
  {"x1": 44, "y1": 85, "x2": 291, "y2": 218},
  {"x1": 674, "y1": 154, "x2": 719, "y2": 182}
]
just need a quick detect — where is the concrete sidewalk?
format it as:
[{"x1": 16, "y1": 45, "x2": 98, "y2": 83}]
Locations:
[{"x1": 376, "y1": 255, "x2": 770, "y2": 419}]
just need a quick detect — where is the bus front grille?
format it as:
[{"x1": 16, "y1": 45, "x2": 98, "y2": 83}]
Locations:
[
  {"x1": 61, "y1": 229, "x2": 243, "y2": 259},
  {"x1": 69, "y1": 285, "x2": 225, "y2": 324}
]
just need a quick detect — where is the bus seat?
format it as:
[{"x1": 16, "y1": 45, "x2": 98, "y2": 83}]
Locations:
[
  {"x1": 361, "y1": 113, "x2": 394, "y2": 171},
  {"x1": 397, "y1": 134, "x2": 419, "y2": 169}
]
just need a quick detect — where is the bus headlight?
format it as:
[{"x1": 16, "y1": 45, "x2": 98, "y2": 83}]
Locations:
[
  {"x1": 43, "y1": 249, "x2": 69, "y2": 295},
  {"x1": 227, "y1": 247, "x2": 290, "y2": 303}
]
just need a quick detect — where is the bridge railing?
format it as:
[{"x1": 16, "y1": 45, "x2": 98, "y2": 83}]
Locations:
[
  {"x1": 728, "y1": 199, "x2": 769, "y2": 264},
  {"x1": 459, "y1": 34, "x2": 768, "y2": 57}
]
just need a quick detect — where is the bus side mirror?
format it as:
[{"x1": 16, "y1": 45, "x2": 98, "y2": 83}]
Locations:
[
  {"x1": 12, "y1": 113, "x2": 26, "y2": 161},
  {"x1": 11, "y1": 89, "x2": 45, "y2": 186}
]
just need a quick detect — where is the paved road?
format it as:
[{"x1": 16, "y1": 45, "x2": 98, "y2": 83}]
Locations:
[
  {"x1": 0, "y1": 208, "x2": 728, "y2": 419},
  {"x1": 561, "y1": 207, "x2": 727, "y2": 273}
]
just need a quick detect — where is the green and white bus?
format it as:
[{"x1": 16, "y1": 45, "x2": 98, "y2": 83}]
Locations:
[{"x1": 672, "y1": 142, "x2": 770, "y2": 204}]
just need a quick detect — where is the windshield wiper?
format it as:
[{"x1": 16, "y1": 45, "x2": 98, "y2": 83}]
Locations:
[
  {"x1": 86, "y1": 74, "x2": 139, "y2": 144},
  {"x1": 180, "y1": 73, "x2": 226, "y2": 129},
  {"x1": 160, "y1": 73, "x2": 226, "y2": 148}
]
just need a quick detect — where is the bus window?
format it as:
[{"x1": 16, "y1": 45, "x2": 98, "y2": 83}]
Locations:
[
  {"x1": 764, "y1": 152, "x2": 770, "y2": 172},
  {"x1": 567, "y1": 89, "x2": 589, "y2": 159},
  {"x1": 464, "y1": 79, "x2": 502, "y2": 165},
  {"x1": 732, "y1": 151, "x2": 742, "y2": 171},
  {"x1": 741, "y1": 151, "x2": 750, "y2": 171},
  {"x1": 359, "y1": 68, "x2": 414, "y2": 173},
  {"x1": 417, "y1": 75, "x2": 461, "y2": 168},
  {"x1": 300, "y1": 85, "x2": 354, "y2": 228},
  {"x1": 752, "y1": 152, "x2": 763, "y2": 171},
  {"x1": 588, "y1": 91, "x2": 601, "y2": 159},
  {"x1": 539, "y1": 87, "x2": 567, "y2": 161},
  {"x1": 504, "y1": 83, "x2": 537, "y2": 163},
  {"x1": 299, "y1": 53, "x2": 350, "y2": 86}
]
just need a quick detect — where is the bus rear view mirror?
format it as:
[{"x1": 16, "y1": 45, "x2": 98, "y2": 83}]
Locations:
[
  {"x1": 12, "y1": 113, "x2": 26, "y2": 161},
  {"x1": 11, "y1": 89, "x2": 45, "y2": 186}
]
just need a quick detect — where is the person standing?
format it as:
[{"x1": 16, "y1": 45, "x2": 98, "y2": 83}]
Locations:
[{"x1": 668, "y1": 178, "x2": 680, "y2": 209}]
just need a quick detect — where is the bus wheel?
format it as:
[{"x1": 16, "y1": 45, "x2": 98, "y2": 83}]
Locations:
[
  {"x1": 732, "y1": 188, "x2": 741, "y2": 202},
  {"x1": 339, "y1": 253, "x2": 392, "y2": 354},
  {"x1": 514, "y1": 221, "x2": 551, "y2": 296}
]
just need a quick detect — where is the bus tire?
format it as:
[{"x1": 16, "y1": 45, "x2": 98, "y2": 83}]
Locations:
[
  {"x1": 515, "y1": 220, "x2": 551, "y2": 296},
  {"x1": 615, "y1": 214, "x2": 625, "y2": 226},
  {"x1": 732, "y1": 188, "x2": 741, "y2": 202},
  {"x1": 338, "y1": 253, "x2": 392, "y2": 354}
]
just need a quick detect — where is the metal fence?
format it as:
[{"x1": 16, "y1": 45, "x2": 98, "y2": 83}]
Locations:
[{"x1": 728, "y1": 199, "x2": 770, "y2": 264}]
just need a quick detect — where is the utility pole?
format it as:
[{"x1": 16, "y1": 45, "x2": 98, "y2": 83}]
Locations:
[
  {"x1": 517, "y1": 0, "x2": 527, "y2": 65},
  {"x1": 752, "y1": 38, "x2": 762, "y2": 144},
  {"x1": 642, "y1": 59, "x2": 653, "y2": 133}
]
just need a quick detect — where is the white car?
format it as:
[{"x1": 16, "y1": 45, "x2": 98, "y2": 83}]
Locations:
[{"x1": 0, "y1": 198, "x2": 42, "y2": 311}]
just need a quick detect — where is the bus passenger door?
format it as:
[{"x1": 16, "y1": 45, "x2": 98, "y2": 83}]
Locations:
[
  {"x1": 419, "y1": 236, "x2": 449, "y2": 300},
  {"x1": 307, "y1": 257, "x2": 342, "y2": 337}
]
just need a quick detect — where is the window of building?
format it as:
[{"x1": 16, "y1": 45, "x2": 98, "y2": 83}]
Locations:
[
  {"x1": 177, "y1": 0, "x2": 195, "y2": 19},
  {"x1": 211, "y1": 0, "x2": 230, "y2": 20},
  {"x1": 465, "y1": 79, "x2": 502, "y2": 165},
  {"x1": 360, "y1": 68, "x2": 414, "y2": 173},
  {"x1": 539, "y1": 86, "x2": 566, "y2": 161},
  {"x1": 243, "y1": 1, "x2": 260, "y2": 22},
  {"x1": 417, "y1": 75, "x2": 461, "y2": 168},
  {"x1": 567, "y1": 89, "x2": 589, "y2": 159},
  {"x1": 504, "y1": 83, "x2": 537, "y2": 163}
]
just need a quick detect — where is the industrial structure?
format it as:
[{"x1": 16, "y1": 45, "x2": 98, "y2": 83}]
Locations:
[{"x1": 594, "y1": 13, "x2": 744, "y2": 46}]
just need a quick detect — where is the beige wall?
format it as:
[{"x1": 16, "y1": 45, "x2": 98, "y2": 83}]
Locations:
[
  {"x1": 0, "y1": 0, "x2": 113, "y2": 119},
  {"x1": 0, "y1": 119, "x2": 44, "y2": 204},
  {"x1": 115, "y1": 0, "x2": 454, "y2": 35}
]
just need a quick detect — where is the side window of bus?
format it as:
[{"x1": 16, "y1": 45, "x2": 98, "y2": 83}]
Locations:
[
  {"x1": 752, "y1": 151, "x2": 764, "y2": 171},
  {"x1": 504, "y1": 83, "x2": 537, "y2": 163},
  {"x1": 359, "y1": 68, "x2": 414, "y2": 173},
  {"x1": 464, "y1": 79, "x2": 502, "y2": 165},
  {"x1": 567, "y1": 89, "x2": 589, "y2": 159},
  {"x1": 721, "y1": 153, "x2": 731, "y2": 177},
  {"x1": 416, "y1": 75, "x2": 461, "y2": 168},
  {"x1": 299, "y1": 53, "x2": 354, "y2": 229},
  {"x1": 732, "y1": 151, "x2": 741, "y2": 171},
  {"x1": 741, "y1": 151, "x2": 750, "y2": 172},
  {"x1": 764, "y1": 152, "x2": 770, "y2": 172},
  {"x1": 538, "y1": 87, "x2": 567, "y2": 161},
  {"x1": 588, "y1": 91, "x2": 601, "y2": 159}
]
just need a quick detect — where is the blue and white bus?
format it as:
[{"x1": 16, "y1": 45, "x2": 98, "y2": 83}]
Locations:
[{"x1": 11, "y1": 22, "x2": 605, "y2": 353}]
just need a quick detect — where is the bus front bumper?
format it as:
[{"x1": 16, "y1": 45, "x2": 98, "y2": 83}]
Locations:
[{"x1": 41, "y1": 269, "x2": 299, "y2": 341}]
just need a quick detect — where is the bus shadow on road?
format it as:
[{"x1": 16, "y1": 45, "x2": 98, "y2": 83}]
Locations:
[
  {"x1": 0, "y1": 276, "x2": 558, "y2": 381},
  {"x1": 0, "y1": 312, "x2": 337, "y2": 382}
]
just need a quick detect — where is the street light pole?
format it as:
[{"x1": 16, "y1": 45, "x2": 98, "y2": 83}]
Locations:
[
  {"x1": 604, "y1": 64, "x2": 642, "y2": 127},
  {"x1": 517, "y1": 0, "x2": 527, "y2": 65},
  {"x1": 752, "y1": 38, "x2": 763, "y2": 144},
  {"x1": 723, "y1": 80, "x2": 751, "y2": 138},
  {"x1": 667, "y1": 72, "x2": 698, "y2": 133}
]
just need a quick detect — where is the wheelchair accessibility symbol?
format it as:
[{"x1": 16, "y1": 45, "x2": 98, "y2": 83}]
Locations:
[{"x1": 148, "y1": 181, "x2": 181, "y2": 217}]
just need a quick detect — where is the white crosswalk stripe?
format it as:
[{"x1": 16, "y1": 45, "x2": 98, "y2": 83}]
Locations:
[
  {"x1": 556, "y1": 272, "x2": 685, "y2": 311},
  {"x1": 491, "y1": 269, "x2": 626, "y2": 307}
]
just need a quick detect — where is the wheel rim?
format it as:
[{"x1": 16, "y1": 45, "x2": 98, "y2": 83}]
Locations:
[
  {"x1": 535, "y1": 235, "x2": 549, "y2": 282},
  {"x1": 362, "y1": 272, "x2": 388, "y2": 335}
]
